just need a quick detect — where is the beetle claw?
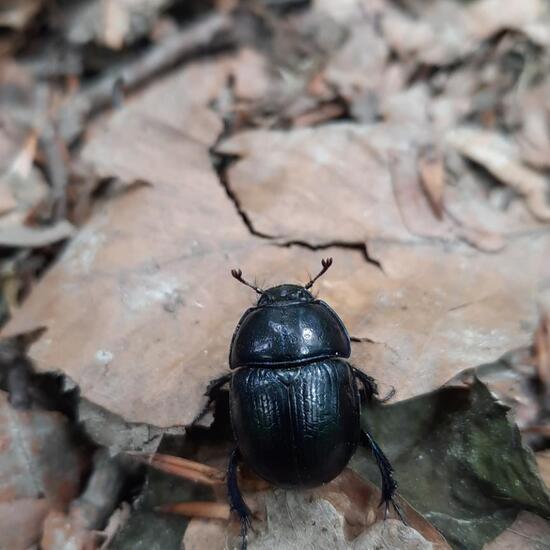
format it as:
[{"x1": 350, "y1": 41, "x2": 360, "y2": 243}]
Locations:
[
  {"x1": 391, "y1": 499, "x2": 407, "y2": 525},
  {"x1": 227, "y1": 449, "x2": 252, "y2": 550},
  {"x1": 361, "y1": 429, "x2": 407, "y2": 525},
  {"x1": 380, "y1": 385, "x2": 396, "y2": 403}
]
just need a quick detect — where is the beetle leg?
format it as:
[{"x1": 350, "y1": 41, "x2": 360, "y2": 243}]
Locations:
[
  {"x1": 227, "y1": 448, "x2": 251, "y2": 550},
  {"x1": 352, "y1": 367, "x2": 379, "y2": 401},
  {"x1": 352, "y1": 367, "x2": 395, "y2": 403},
  {"x1": 360, "y1": 429, "x2": 406, "y2": 524},
  {"x1": 193, "y1": 372, "x2": 232, "y2": 423}
]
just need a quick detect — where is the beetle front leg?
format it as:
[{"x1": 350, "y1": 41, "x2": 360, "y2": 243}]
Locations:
[
  {"x1": 193, "y1": 372, "x2": 232, "y2": 423},
  {"x1": 227, "y1": 448, "x2": 251, "y2": 550},
  {"x1": 352, "y1": 367, "x2": 395, "y2": 403},
  {"x1": 360, "y1": 429, "x2": 406, "y2": 523}
]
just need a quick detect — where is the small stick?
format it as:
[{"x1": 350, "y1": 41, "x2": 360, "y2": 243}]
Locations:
[
  {"x1": 129, "y1": 452, "x2": 225, "y2": 485},
  {"x1": 158, "y1": 501, "x2": 230, "y2": 520}
]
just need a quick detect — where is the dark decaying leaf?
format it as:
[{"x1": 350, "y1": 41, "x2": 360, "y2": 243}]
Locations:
[
  {"x1": 352, "y1": 380, "x2": 550, "y2": 550},
  {"x1": 109, "y1": 465, "x2": 210, "y2": 549},
  {"x1": 40, "y1": 449, "x2": 133, "y2": 550},
  {"x1": 0, "y1": 390, "x2": 84, "y2": 503}
]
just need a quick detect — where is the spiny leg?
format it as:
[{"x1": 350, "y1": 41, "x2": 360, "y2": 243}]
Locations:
[
  {"x1": 193, "y1": 372, "x2": 231, "y2": 423},
  {"x1": 352, "y1": 367, "x2": 395, "y2": 403},
  {"x1": 360, "y1": 429, "x2": 406, "y2": 523},
  {"x1": 227, "y1": 449, "x2": 251, "y2": 550}
]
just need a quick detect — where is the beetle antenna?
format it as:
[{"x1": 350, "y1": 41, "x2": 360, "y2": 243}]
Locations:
[
  {"x1": 304, "y1": 257, "x2": 333, "y2": 289},
  {"x1": 231, "y1": 268, "x2": 264, "y2": 295}
]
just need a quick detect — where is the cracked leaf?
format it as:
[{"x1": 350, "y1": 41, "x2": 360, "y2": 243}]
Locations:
[
  {"x1": 1, "y1": 59, "x2": 361, "y2": 429},
  {"x1": 216, "y1": 123, "x2": 437, "y2": 245}
]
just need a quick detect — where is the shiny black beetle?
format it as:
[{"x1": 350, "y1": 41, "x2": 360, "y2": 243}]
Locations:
[{"x1": 201, "y1": 258, "x2": 402, "y2": 548}]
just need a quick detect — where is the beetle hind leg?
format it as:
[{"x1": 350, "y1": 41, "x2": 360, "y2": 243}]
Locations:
[
  {"x1": 227, "y1": 448, "x2": 252, "y2": 550},
  {"x1": 360, "y1": 429, "x2": 406, "y2": 524}
]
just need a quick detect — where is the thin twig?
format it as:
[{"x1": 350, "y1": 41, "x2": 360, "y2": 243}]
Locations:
[
  {"x1": 158, "y1": 501, "x2": 231, "y2": 520},
  {"x1": 128, "y1": 452, "x2": 225, "y2": 486}
]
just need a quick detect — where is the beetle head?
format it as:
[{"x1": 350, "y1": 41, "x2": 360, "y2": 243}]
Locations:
[
  {"x1": 257, "y1": 284, "x2": 313, "y2": 305},
  {"x1": 231, "y1": 258, "x2": 333, "y2": 305}
]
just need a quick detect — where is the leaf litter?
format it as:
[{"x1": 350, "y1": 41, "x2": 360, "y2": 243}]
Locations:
[{"x1": 0, "y1": 0, "x2": 550, "y2": 548}]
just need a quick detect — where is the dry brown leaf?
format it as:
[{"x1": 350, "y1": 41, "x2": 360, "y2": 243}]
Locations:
[
  {"x1": 351, "y1": 237, "x2": 550, "y2": 400},
  {"x1": 0, "y1": 391, "x2": 84, "y2": 504},
  {"x1": 447, "y1": 126, "x2": 550, "y2": 222},
  {"x1": 483, "y1": 511, "x2": 550, "y2": 549},
  {"x1": 216, "y1": 120, "x2": 535, "y2": 253},
  {"x1": 216, "y1": 123, "x2": 435, "y2": 245},
  {"x1": 0, "y1": 498, "x2": 50, "y2": 550},
  {"x1": 0, "y1": 390, "x2": 87, "y2": 549},
  {"x1": 245, "y1": 492, "x2": 431, "y2": 550},
  {"x1": 182, "y1": 469, "x2": 448, "y2": 550},
  {"x1": 1, "y1": 57, "x2": 324, "y2": 428},
  {"x1": 382, "y1": 0, "x2": 550, "y2": 66}
]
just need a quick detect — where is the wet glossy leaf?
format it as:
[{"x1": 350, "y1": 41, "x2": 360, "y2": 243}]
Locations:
[{"x1": 352, "y1": 380, "x2": 550, "y2": 549}]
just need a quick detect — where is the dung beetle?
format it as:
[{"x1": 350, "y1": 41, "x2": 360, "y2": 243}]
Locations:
[{"x1": 200, "y1": 258, "x2": 403, "y2": 548}]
